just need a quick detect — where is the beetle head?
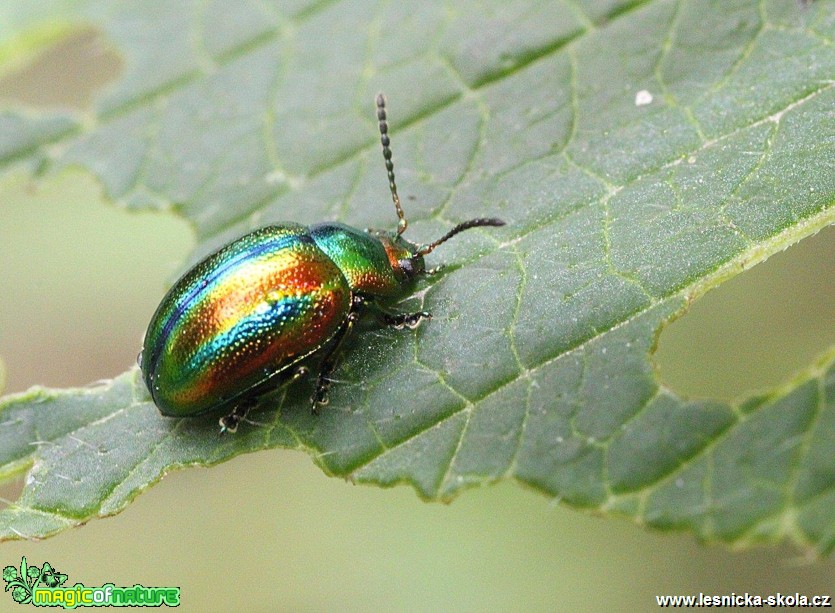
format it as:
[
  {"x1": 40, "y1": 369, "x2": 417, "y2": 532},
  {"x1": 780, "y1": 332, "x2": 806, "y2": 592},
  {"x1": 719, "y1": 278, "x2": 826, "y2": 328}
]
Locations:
[
  {"x1": 374, "y1": 216, "x2": 506, "y2": 283},
  {"x1": 373, "y1": 94, "x2": 505, "y2": 284},
  {"x1": 375, "y1": 232, "x2": 426, "y2": 282}
]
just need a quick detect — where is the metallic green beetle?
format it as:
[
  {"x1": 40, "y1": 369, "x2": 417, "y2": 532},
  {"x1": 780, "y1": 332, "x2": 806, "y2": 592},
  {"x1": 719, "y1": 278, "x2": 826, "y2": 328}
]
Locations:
[{"x1": 139, "y1": 94, "x2": 505, "y2": 432}]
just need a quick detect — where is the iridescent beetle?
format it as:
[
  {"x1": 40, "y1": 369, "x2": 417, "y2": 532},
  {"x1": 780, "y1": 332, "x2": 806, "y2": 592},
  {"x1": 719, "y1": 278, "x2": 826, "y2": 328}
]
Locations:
[{"x1": 139, "y1": 94, "x2": 505, "y2": 432}]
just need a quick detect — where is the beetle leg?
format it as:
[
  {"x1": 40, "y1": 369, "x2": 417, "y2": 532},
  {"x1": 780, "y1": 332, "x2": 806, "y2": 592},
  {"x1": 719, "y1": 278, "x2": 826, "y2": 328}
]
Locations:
[
  {"x1": 311, "y1": 311, "x2": 359, "y2": 414},
  {"x1": 311, "y1": 298, "x2": 365, "y2": 414},
  {"x1": 309, "y1": 298, "x2": 429, "y2": 413},
  {"x1": 381, "y1": 310, "x2": 432, "y2": 330},
  {"x1": 220, "y1": 365, "x2": 309, "y2": 433}
]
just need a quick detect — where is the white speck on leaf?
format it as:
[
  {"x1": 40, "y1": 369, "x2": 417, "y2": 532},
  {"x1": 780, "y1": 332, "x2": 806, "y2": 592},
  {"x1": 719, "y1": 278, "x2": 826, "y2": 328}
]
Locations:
[{"x1": 635, "y1": 90, "x2": 653, "y2": 106}]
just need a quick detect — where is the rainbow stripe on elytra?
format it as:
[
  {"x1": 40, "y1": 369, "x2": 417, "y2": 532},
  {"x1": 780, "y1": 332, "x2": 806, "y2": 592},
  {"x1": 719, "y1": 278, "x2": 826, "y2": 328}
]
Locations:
[{"x1": 140, "y1": 222, "x2": 415, "y2": 417}]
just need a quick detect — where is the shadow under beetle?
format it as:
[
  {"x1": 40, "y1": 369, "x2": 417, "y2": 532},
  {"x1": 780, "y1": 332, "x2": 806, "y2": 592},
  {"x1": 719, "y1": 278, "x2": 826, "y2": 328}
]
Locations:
[{"x1": 139, "y1": 94, "x2": 505, "y2": 433}]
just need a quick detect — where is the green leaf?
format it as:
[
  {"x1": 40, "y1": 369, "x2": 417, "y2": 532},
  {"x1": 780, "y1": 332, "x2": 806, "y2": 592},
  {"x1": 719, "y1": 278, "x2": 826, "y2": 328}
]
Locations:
[{"x1": 0, "y1": 0, "x2": 833, "y2": 553}]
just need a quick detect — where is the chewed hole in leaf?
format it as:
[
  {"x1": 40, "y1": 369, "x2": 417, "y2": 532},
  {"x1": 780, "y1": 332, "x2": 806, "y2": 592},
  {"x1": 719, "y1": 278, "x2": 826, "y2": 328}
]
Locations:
[
  {"x1": 656, "y1": 225, "x2": 835, "y2": 402},
  {"x1": 0, "y1": 26, "x2": 122, "y2": 111}
]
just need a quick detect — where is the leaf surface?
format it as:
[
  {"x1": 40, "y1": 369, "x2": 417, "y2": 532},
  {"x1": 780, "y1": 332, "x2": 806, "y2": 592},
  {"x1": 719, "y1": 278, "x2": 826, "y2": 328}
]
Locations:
[{"x1": 0, "y1": 0, "x2": 833, "y2": 552}]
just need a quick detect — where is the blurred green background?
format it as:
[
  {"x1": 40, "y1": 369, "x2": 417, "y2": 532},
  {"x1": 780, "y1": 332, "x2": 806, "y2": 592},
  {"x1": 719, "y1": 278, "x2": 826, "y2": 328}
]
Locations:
[{"x1": 0, "y1": 27, "x2": 833, "y2": 613}]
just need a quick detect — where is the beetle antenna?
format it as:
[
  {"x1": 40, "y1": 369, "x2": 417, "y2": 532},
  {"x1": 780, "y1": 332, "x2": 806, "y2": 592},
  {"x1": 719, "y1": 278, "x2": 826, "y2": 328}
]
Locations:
[
  {"x1": 417, "y1": 218, "x2": 506, "y2": 256},
  {"x1": 377, "y1": 93, "x2": 407, "y2": 236}
]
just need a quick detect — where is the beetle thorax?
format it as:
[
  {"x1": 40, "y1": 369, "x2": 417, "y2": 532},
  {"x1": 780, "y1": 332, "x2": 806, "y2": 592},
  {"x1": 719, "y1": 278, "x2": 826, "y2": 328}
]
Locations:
[{"x1": 308, "y1": 222, "x2": 418, "y2": 297}]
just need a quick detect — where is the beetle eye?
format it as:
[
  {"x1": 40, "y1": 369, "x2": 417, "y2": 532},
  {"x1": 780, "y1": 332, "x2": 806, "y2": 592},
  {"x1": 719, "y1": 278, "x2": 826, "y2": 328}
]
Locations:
[{"x1": 398, "y1": 259, "x2": 414, "y2": 277}]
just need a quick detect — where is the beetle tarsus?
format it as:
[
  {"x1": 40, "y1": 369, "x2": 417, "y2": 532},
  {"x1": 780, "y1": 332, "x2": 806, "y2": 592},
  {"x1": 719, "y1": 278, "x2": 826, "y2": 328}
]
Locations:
[
  {"x1": 219, "y1": 400, "x2": 256, "y2": 435},
  {"x1": 383, "y1": 311, "x2": 432, "y2": 330},
  {"x1": 311, "y1": 387, "x2": 329, "y2": 414},
  {"x1": 310, "y1": 380, "x2": 330, "y2": 415}
]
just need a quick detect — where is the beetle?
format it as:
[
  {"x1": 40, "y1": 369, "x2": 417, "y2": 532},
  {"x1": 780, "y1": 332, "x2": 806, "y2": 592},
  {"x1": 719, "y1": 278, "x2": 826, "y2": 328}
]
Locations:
[{"x1": 139, "y1": 94, "x2": 505, "y2": 432}]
